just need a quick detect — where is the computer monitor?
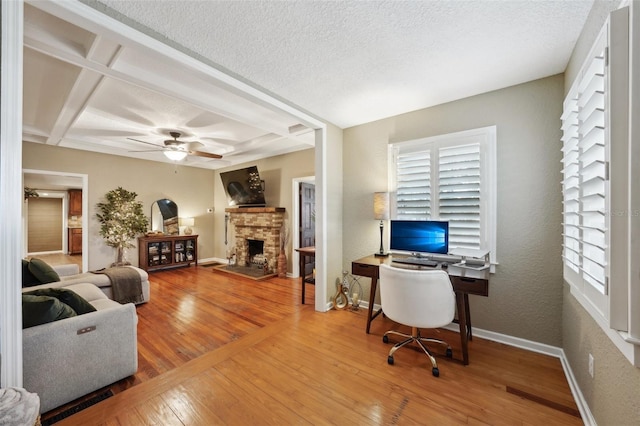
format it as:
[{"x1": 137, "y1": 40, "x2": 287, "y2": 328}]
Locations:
[{"x1": 390, "y1": 220, "x2": 449, "y2": 255}]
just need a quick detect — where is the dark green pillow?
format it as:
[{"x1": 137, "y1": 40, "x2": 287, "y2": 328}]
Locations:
[
  {"x1": 22, "y1": 294, "x2": 76, "y2": 329},
  {"x1": 22, "y1": 259, "x2": 41, "y2": 288},
  {"x1": 23, "y1": 288, "x2": 96, "y2": 315},
  {"x1": 27, "y1": 258, "x2": 60, "y2": 284}
]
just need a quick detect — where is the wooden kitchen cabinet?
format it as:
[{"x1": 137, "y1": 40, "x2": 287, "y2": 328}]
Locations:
[
  {"x1": 68, "y1": 227, "x2": 82, "y2": 254},
  {"x1": 69, "y1": 189, "x2": 82, "y2": 216}
]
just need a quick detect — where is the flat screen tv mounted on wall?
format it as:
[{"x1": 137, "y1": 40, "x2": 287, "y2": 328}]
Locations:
[{"x1": 220, "y1": 165, "x2": 266, "y2": 207}]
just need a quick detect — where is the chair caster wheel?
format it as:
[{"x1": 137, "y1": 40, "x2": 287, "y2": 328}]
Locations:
[
  {"x1": 446, "y1": 348, "x2": 453, "y2": 358},
  {"x1": 387, "y1": 355, "x2": 394, "y2": 365},
  {"x1": 382, "y1": 335, "x2": 389, "y2": 344},
  {"x1": 432, "y1": 367, "x2": 439, "y2": 377}
]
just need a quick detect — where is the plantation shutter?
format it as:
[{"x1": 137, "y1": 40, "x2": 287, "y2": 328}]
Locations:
[
  {"x1": 395, "y1": 150, "x2": 430, "y2": 219},
  {"x1": 561, "y1": 32, "x2": 608, "y2": 295},
  {"x1": 438, "y1": 143, "x2": 481, "y2": 250}
]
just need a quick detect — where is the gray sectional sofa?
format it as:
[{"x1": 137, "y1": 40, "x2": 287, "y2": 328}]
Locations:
[{"x1": 22, "y1": 264, "x2": 147, "y2": 413}]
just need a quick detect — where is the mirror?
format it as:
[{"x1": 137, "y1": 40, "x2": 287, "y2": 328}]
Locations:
[{"x1": 151, "y1": 199, "x2": 179, "y2": 235}]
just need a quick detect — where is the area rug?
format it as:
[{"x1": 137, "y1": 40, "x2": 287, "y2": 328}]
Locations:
[{"x1": 41, "y1": 390, "x2": 113, "y2": 425}]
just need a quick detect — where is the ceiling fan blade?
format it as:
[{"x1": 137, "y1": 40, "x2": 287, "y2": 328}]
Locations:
[
  {"x1": 127, "y1": 137, "x2": 164, "y2": 148},
  {"x1": 189, "y1": 150, "x2": 222, "y2": 159},
  {"x1": 128, "y1": 149, "x2": 165, "y2": 153}
]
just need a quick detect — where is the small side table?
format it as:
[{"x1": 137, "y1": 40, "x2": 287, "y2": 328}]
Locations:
[{"x1": 296, "y1": 247, "x2": 315, "y2": 304}]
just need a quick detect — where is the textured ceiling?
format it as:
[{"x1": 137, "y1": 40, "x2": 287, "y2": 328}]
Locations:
[
  {"x1": 97, "y1": 0, "x2": 595, "y2": 128},
  {"x1": 23, "y1": 0, "x2": 595, "y2": 171}
]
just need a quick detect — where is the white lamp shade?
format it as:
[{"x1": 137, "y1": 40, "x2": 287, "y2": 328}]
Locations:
[
  {"x1": 179, "y1": 217, "x2": 195, "y2": 227},
  {"x1": 164, "y1": 150, "x2": 188, "y2": 161},
  {"x1": 373, "y1": 192, "x2": 390, "y2": 220}
]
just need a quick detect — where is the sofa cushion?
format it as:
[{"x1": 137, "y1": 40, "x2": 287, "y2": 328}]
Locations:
[
  {"x1": 22, "y1": 294, "x2": 76, "y2": 329},
  {"x1": 21, "y1": 259, "x2": 41, "y2": 288},
  {"x1": 27, "y1": 258, "x2": 60, "y2": 284},
  {"x1": 61, "y1": 283, "x2": 109, "y2": 304},
  {"x1": 23, "y1": 288, "x2": 97, "y2": 315}
]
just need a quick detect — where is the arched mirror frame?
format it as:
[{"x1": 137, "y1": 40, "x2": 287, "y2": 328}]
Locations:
[{"x1": 151, "y1": 198, "x2": 179, "y2": 235}]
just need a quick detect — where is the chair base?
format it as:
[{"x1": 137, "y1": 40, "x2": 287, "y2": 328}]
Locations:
[{"x1": 383, "y1": 328, "x2": 452, "y2": 377}]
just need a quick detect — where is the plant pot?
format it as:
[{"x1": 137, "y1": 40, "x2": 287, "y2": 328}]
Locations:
[{"x1": 278, "y1": 252, "x2": 287, "y2": 278}]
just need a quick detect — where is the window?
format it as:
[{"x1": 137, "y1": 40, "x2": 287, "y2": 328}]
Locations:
[
  {"x1": 562, "y1": 6, "x2": 640, "y2": 366},
  {"x1": 389, "y1": 126, "x2": 497, "y2": 259},
  {"x1": 561, "y1": 27, "x2": 609, "y2": 314}
]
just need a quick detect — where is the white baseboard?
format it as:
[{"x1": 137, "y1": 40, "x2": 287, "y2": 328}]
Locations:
[{"x1": 360, "y1": 301, "x2": 593, "y2": 423}]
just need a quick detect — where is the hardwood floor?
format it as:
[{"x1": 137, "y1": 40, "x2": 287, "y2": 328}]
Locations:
[
  {"x1": 27, "y1": 252, "x2": 82, "y2": 268},
  {"x1": 47, "y1": 266, "x2": 581, "y2": 425}
]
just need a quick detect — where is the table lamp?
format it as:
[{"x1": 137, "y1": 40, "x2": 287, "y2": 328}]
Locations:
[
  {"x1": 180, "y1": 217, "x2": 195, "y2": 235},
  {"x1": 373, "y1": 192, "x2": 389, "y2": 257}
]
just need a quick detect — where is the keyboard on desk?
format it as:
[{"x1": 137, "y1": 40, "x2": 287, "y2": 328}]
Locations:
[{"x1": 392, "y1": 257, "x2": 438, "y2": 267}]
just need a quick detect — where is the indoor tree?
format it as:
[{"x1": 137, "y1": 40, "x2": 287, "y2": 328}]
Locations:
[{"x1": 96, "y1": 187, "x2": 149, "y2": 266}]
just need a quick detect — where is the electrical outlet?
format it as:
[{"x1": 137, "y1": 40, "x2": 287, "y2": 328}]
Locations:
[{"x1": 588, "y1": 353, "x2": 594, "y2": 378}]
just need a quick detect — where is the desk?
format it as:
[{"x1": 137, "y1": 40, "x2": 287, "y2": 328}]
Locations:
[
  {"x1": 296, "y1": 247, "x2": 315, "y2": 304},
  {"x1": 352, "y1": 254, "x2": 489, "y2": 365}
]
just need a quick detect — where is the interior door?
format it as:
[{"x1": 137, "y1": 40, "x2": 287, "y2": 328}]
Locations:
[{"x1": 299, "y1": 182, "x2": 315, "y2": 277}]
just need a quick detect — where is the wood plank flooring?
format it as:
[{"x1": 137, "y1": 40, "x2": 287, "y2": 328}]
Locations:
[{"x1": 45, "y1": 265, "x2": 581, "y2": 425}]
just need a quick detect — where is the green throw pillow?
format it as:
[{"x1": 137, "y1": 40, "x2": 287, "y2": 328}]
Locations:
[
  {"x1": 21, "y1": 259, "x2": 41, "y2": 288},
  {"x1": 23, "y1": 288, "x2": 96, "y2": 315},
  {"x1": 22, "y1": 294, "x2": 77, "y2": 329},
  {"x1": 27, "y1": 258, "x2": 60, "y2": 284}
]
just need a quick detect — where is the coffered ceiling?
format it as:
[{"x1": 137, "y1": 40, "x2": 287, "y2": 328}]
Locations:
[
  {"x1": 23, "y1": 0, "x2": 595, "y2": 170},
  {"x1": 22, "y1": 2, "x2": 316, "y2": 170}
]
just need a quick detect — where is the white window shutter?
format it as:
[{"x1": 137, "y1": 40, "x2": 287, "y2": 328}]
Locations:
[
  {"x1": 438, "y1": 143, "x2": 481, "y2": 250},
  {"x1": 395, "y1": 150, "x2": 430, "y2": 219},
  {"x1": 561, "y1": 32, "x2": 608, "y2": 295}
]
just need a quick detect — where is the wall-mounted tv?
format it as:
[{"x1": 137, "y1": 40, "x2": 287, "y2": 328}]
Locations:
[
  {"x1": 220, "y1": 165, "x2": 266, "y2": 207},
  {"x1": 390, "y1": 220, "x2": 449, "y2": 255}
]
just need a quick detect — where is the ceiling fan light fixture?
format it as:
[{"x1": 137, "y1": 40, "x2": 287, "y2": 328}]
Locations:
[{"x1": 164, "y1": 150, "x2": 188, "y2": 161}]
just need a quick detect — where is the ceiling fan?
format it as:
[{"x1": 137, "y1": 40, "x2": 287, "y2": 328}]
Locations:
[{"x1": 128, "y1": 131, "x2": 223, "y2": 161}]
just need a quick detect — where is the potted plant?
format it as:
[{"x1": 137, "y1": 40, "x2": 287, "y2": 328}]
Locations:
[{"x1": 96, "y1": 187, "x2": 149, "y2": 266}]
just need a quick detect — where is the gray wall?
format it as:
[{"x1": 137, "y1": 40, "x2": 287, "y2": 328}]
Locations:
[
  {"x1": 23, "y1": 142, "x2": 216, "y2": 270},
  {"x1": 343, "y1": 74, "x2": 565, "y2": 346},
  {"x1": 562, "y1": 1, "x2": 640, "y2": 424}
]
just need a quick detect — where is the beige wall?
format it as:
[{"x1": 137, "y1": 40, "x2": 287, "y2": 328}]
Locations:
[
  {"x1": 343, "y1": 74, "x2": 565, "y2": 346},
  {"x1": 562, "y1": 1, "x2": 640, "y2": 424},
  {"x1": 23, "y1": 142, "x2": 216, "y2": 270},
  {"x1": 212, "y1": 148, "x2": 315, "y2": 272}
]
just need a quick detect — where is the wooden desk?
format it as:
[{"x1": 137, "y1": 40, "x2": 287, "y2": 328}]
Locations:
[
  {"x1": 352, "y1": 254, "x2": 489, "y2": 365},
  {"x1": 296, "y1": 247, "x2": 315, "y2": 304}
]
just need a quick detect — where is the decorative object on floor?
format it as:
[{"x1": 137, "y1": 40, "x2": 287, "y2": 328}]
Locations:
[
  {"x1": 40, "y1": 390, "x2": 113, "y2": 425},
  {"x1": 278, "y1": 221, "x2": 290, "y2": 278},
  {"x1": 332, "y1": 278, "x2": 348, "y2": 310},
  {"x1": 373, "y1": 192, "x2": 390, "y2": 257},
  {"x1": 180, "y1": 217, "x2": 195, "y2": 235},
  {"x1": 0, "y1": 387, "x2": 40, "y2": 426},
  {"x1": 96, "y1": 187, "x2": 149, "y2": 267},
  {"x1": 340, "y1": 270, "x2": 363, "y2": 311}
]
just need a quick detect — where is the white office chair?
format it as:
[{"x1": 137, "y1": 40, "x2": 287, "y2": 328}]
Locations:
[{"x1": 379, "y1": 263, "x2": 456, "y2": 377}]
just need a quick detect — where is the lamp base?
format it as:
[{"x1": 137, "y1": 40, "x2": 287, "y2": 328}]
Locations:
[{"x1": 374, "y1": 252, "x2": 389, "y2": 257}]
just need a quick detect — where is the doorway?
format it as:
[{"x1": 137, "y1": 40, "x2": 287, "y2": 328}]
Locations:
[
  {"x1": 23, "y1": 169, "x2": 89, "y2": 272},
  {"x1": 299, "y1": 182, "x2": 316, "y2": 279},
  {"x1": 291, "y1": 176, "x2": 315, "y2": 278}
]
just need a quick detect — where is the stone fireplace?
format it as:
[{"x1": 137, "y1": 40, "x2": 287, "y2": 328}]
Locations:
[{"x1": 226, "y1": 207, "x2": 285, "y2": 271}]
